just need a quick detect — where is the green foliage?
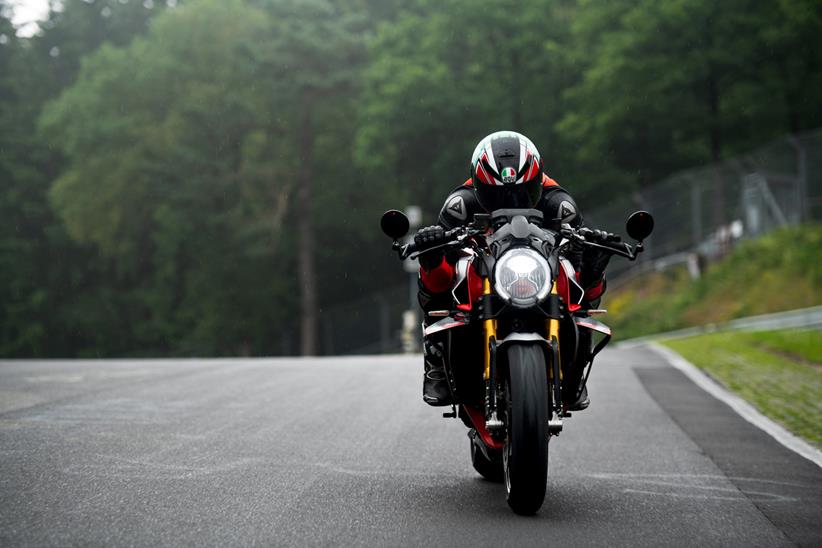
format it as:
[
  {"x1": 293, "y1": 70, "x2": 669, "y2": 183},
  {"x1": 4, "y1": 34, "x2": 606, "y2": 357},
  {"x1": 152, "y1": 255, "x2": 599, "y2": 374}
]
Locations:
[
  {"x1": 0, "y1": 0, "x2": 167, "y2": 357},
  {"x1": 663, "y1": 330, "x2": 822, "y2": 447},
  {"x1": 356, "y1": 0, "x2": 578, "y2": 217},
  {"x1": 607, "y1": 225, "x2": 822, "y2": 338},
  {"x1": 1, "y1": 0, "x2": 821, "y2": 356},
  {"x1": 31, "y1": 0, "x2": 399, "y2": 356}
]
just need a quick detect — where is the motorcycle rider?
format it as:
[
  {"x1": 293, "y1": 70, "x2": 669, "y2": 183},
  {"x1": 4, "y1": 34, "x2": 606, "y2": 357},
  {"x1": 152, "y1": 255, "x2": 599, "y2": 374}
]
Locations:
[{"x1": 415, "y1": 131, "x2": 612, "y2": 410}]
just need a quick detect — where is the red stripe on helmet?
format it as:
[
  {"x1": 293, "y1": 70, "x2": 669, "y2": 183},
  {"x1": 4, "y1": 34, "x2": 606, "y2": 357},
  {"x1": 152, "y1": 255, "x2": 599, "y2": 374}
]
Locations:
[
  {"x1": 476, "y1": 161, "x2": 494, "y2": 185},
  {"x1": 524, "y1": 156, "x2": 540, "y2": 182}
]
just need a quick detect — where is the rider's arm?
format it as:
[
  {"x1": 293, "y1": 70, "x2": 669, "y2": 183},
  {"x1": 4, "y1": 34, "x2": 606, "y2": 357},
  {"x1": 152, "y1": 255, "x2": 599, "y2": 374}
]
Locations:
[
  {"x1": 539, "y1": 185, "x2": 607, "y2": 301},
  {"x1": 418, "y1": 186, "x2": 476, "y2": 293},
  {"x1": 538, "y1": 185, "x2": 583, "y2": 230}
]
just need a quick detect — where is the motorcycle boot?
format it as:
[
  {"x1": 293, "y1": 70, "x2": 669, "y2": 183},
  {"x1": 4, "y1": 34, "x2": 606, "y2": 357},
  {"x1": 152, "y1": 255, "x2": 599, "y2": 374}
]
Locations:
[{"x1": 422, "y1": 338, "x2": 453, "y2": 406}]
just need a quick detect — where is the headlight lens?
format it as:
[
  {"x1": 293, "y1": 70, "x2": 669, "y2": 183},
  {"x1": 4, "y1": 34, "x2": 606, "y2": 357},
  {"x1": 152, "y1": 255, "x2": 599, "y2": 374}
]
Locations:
[{"x1": 493, "y1": 248, "x2": 552, "y2": 307}]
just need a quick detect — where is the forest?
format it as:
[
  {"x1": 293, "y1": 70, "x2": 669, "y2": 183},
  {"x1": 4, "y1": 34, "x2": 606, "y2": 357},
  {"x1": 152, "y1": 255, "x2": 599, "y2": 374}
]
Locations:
[{"x1": 1, "y1": 0, "x2": 820, "y2": 357}]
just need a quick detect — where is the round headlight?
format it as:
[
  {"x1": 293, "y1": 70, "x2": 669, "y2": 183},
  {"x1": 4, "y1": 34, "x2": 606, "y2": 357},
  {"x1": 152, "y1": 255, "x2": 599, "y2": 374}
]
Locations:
[{"x1": 493, "y1": 248, "x2": 552, "y2": 307}]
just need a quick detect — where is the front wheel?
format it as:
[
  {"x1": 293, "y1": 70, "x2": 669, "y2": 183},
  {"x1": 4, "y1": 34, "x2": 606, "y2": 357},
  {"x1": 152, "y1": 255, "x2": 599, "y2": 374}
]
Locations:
[{"x1": 503, "y1": 343, "x2": 549, "y2": 515}]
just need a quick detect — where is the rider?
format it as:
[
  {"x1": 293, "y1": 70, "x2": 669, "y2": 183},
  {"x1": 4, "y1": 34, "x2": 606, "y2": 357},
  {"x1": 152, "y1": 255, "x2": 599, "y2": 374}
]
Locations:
[{"x1": 415, "y1": 131, "x2": 611, "y2": 410}]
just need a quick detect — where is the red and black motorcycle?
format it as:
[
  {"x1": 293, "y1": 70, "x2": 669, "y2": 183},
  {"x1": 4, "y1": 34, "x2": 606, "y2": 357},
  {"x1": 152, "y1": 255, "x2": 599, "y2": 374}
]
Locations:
[{"x1": 381, "y1": 207, "x2": 653, "y2": 514}]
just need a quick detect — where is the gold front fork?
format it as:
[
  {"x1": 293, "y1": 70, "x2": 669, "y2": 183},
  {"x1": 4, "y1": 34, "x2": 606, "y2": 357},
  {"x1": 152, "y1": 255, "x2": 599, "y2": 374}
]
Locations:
[
  {"x1": 483, "y1": 278, "x2": 497, "y2": 381},
  {"x1": 547, "y1": 281, "x2": 561, "y2": 380}
]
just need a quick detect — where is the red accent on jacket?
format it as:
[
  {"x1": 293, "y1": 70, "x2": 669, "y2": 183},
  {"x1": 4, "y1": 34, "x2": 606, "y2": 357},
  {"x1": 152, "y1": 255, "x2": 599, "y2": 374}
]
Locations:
[
  {"x1": 584, "y1": 279, "x2": 605, "y2": 301},
  {"x1": 419, "y1": 256, "x2": 455, "y2": 293},
  {"x1": 463, "y1": 173, "x2": 559, "y2": 188}
]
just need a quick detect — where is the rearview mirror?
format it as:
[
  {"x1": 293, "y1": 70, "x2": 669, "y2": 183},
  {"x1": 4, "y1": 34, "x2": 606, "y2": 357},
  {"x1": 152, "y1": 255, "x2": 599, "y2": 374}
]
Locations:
[
  {"x1": 381, "y1": 209, "x2": 410, "y2": 239},
  {"x1": 626, "y1": 211, "x2": 654, "y2": 241}
]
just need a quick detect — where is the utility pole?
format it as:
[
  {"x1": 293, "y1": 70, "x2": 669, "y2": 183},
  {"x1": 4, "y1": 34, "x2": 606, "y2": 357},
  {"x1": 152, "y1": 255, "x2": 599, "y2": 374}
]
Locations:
[
  {"x1": 297, "y1": 92, "x2": 318, "y2": 356},
  {"x1": 401, "y1": 205, "x2": 422, "y2": 353}
]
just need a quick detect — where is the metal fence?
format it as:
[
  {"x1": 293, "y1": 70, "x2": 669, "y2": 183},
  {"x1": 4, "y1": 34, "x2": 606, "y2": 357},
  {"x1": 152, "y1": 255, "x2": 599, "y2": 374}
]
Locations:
[
  {"x1": 585, "y1": 128, "x2": 822, "y2": 282},
  {"x1": 322, "y1": 129, "x2": 822, "y2": 355}
]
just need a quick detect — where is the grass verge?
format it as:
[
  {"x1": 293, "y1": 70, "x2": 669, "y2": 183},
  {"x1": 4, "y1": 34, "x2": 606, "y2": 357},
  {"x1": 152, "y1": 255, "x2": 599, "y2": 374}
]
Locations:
[
  {"x1": 662, "y1": 329, "x2": 822, "y2": 449},
  {"x1": 606, "y1": 224, "x2": 822, "y2": 339}
]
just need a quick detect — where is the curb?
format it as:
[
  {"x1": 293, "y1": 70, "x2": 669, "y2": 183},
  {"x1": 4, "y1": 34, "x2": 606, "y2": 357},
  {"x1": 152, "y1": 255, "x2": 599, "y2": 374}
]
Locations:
[{"x1": 648, "y1": 342, "x2": 822, "y2": 470}]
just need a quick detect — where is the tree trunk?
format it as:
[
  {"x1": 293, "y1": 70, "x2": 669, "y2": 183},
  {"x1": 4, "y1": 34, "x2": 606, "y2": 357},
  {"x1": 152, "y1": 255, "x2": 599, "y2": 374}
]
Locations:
[
  {"x1": 510, "y1": 49, "x2": 522, "y2": 130},
  {"x1": 706, "y1": 66, "x2": 726, "y2": 231},
  {"x1": 297, "y1": 93, "x2": 318, "y2": 356},
  {"x1": 707, "y1": 69, "x2": 721, "y2": 163}
]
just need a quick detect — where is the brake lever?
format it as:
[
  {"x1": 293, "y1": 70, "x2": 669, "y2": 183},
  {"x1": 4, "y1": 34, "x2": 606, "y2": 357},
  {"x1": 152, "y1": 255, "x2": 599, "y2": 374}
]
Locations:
[
  {"x1": 583, "y1": 240, "x2": 636, "y2": 260},
  {"x1": 407, "y1": 231, "x2": 474, "y2": 261}
]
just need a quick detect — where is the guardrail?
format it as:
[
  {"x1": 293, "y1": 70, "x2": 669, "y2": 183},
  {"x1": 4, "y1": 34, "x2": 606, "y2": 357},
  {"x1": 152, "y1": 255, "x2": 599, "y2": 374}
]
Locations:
[{"x1": 616, "y1": 306, "x2": 822, "y2": 348}]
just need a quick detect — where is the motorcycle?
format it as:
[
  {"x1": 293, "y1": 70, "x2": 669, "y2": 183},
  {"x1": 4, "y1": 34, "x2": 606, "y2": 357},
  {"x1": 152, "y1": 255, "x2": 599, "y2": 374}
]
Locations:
[{"x1": 380, "y1": 207, "x2": 654, "y2": 514}]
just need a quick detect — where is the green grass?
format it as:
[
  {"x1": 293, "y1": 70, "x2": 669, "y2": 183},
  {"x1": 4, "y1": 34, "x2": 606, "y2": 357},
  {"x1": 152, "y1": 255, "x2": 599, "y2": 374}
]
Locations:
[
  {"x1": 606, "y1": 224, "x2": 822, "y2": 339},
  {"x1": 753, "y1": 329, "x2": 822, "y2": 363},
  {"x1": 662, "y1": 329, "x2": 822, "y2": 448}
]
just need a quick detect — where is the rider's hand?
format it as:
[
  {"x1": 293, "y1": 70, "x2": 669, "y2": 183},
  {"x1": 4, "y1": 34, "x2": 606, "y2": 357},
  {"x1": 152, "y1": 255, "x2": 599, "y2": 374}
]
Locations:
[
  {"x1": 590, "y1": 229, "x2": 621, "y2": 243},
  {"x1": 414, "y1": 225, "x2": 446, "y2": 250},
  {"x1": 415, "y1": 225, "x2": 447, "y2": 271}
]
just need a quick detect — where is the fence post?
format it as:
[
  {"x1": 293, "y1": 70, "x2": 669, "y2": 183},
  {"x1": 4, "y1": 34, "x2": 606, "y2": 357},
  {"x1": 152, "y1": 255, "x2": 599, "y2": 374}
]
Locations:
[
  {"x1": 788, "y1": 135, "x2": 809, "y2": 222},
  {"x1": 691, "y1": 179, "x2": 702, "y2": 248}
]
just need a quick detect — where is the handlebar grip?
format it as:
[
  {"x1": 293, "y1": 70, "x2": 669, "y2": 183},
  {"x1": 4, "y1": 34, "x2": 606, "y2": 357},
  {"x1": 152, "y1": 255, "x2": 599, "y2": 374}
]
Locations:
[
  {"x1": 443, "y1": 227, "x2": 462, "y2": 240},
  {"x1": 411, "y1": 227, "x2": 462, "y2": 254}
]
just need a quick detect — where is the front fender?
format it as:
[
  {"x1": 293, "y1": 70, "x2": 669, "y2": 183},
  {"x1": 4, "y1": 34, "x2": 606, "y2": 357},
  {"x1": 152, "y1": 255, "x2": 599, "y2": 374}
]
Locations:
[{"x1": 496, "y1": 332, "x2": 550, "y2": 348}]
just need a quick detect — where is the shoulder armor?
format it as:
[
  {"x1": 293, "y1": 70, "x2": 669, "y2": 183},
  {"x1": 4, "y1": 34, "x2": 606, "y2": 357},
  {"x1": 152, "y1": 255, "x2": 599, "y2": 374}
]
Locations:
[
  {"x1": 539, "y1": 186, "x2": 583, "y2": 228},
  {"x1": 438, "y1": 186, "x2": 481, "y2": 229}
]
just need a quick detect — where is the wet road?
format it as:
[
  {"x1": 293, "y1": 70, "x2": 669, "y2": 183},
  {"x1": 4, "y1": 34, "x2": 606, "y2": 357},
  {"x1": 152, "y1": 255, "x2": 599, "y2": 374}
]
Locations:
[{"x1": 1, "y1": 348, "x2": 820, "y2": 546}]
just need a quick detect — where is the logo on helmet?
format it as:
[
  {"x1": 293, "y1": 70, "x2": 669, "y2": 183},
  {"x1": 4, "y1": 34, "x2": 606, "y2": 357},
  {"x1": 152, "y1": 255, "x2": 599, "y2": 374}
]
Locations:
[{"x1": 501, "y1": 167, "x2": 517, "y2": 184}]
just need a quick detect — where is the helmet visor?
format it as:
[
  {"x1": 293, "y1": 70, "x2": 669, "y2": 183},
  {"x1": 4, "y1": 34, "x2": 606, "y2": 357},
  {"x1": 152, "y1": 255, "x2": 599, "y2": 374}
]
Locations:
[{"x1": 475, "y1": 178, "x2": 542, "y2": 212}]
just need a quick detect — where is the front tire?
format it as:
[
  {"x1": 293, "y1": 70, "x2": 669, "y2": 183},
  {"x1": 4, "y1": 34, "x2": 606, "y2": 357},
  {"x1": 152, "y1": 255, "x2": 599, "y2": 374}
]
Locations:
[{"x1": 503, "y1": 343, "x2": 549, "y2": 515}]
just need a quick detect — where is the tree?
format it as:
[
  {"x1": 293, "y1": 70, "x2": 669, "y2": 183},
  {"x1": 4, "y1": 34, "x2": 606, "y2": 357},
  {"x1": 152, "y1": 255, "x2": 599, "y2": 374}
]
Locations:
[
  {"x1": 0, "y1": 0, "x2": 168, "y2": 356},
  {"x1": 559, "y1": 0, "x2": 822, "y2": 194},
  {"x1": 356, "y1": 0, "x2": 580, "y2": 217},
  {"x1": 253, "y1": 0, "x2": 367, "y2": 355},
  {"x1": 39, "y1": 0, "x2": 390, "y2": 356}
]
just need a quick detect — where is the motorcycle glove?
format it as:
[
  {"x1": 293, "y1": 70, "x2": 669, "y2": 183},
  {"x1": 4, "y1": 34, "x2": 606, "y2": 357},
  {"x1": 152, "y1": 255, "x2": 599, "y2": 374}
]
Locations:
[
  {"x1": 415, "y1": 225, "x2": 447, "y2": 270},
  {"x1": 590, "y1": 229, "x2": 621, "y2": 243}
]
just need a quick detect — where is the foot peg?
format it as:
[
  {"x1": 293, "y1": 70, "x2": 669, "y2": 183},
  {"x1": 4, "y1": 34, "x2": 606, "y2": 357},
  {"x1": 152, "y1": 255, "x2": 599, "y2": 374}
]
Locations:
[{"x1": 442, "y1": 405, "x2": 457, "y2": 418}]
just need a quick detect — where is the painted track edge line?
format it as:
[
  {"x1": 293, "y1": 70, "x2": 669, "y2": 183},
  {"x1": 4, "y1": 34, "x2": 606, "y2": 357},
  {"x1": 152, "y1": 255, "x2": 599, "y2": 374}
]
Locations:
[{"x1": 648, "y1": 342, "x2": 822, "y2": 469}]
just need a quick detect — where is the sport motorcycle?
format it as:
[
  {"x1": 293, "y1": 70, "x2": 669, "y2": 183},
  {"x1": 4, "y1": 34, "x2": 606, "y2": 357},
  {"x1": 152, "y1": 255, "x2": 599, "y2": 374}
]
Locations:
[{"x1": 380, "y1": 207, "x2": 654, "y2": 514}]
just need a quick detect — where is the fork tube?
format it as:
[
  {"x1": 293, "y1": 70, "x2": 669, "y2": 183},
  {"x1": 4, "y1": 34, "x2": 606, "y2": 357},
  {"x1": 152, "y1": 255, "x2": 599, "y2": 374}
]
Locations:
[
  {"x1": 482, "y1": 278, "x2": 497, "y2": 381},
  {"x1": 547, "y1": 281, "x2": 561, "y2": 377},
  {"x1": 547, "y1": 281, "x2": 563, "y2": 415},
  {"x1": 547, "y1": 281, "x2": 560, "y2": 342}
]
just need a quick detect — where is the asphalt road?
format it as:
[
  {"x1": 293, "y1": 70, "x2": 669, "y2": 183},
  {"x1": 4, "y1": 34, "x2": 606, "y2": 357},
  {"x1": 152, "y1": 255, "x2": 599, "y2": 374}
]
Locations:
[{"x1": 1, "y1": 347, "x2": 820, "y2": 547}]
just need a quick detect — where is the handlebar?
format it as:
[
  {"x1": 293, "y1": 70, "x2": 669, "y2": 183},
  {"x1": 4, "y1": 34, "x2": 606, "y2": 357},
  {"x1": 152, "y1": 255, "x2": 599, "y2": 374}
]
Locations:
[
  {"x1": 395, "y1": 226, "x2": 473, "y2": 260},
  {"x1": 561, "y1": 225, "x2": 641, "y2": 260},
  {"x1": 395, "y1": 222, "x2": 644, "y2": 262}
]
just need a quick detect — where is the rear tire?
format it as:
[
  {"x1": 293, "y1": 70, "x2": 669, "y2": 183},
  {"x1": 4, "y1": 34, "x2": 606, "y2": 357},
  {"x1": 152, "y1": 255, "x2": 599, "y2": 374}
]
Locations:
[
  {"x1": 469, "y1": 431, "x2": 504, "y2": 482},
  {"x1": 503, "y1": 343, "x2": 549, "y2": 515}
]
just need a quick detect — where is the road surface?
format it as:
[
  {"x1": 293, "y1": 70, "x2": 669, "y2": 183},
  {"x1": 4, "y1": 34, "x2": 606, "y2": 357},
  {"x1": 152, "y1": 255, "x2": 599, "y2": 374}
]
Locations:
[{"x1": 1, "y1": 347, "x2": 820, "y2": 546}]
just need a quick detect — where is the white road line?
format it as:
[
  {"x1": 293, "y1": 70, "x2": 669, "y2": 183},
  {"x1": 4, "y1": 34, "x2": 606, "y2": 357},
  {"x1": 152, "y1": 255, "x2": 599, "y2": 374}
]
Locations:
[{"x1": 648, "y1": 342, "x2": 822, "y2": 470}]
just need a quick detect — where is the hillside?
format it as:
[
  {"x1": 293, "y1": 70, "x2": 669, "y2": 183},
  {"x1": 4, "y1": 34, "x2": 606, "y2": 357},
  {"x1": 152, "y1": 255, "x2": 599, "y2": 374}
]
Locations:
[{"x1": 605, "y1": 225, "x2": 822, "y2": 339}]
